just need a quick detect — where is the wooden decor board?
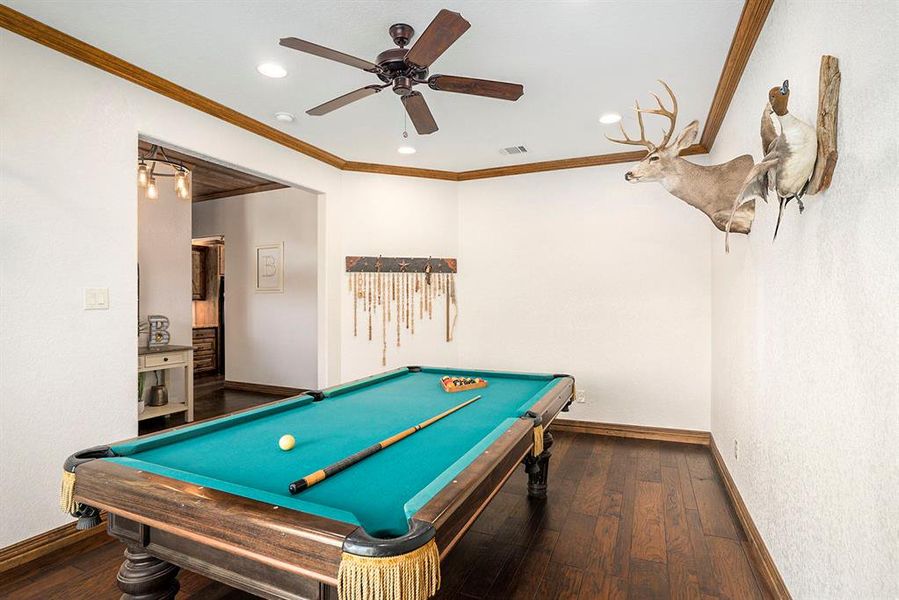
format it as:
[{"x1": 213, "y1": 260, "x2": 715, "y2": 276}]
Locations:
[{"x1": 345, "y1": 256, "x2": 457, "y2": 273}]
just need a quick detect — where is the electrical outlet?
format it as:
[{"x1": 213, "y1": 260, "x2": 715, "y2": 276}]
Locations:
[
  {"x1": 733, "y1": 439, "x2": 739, "y2": 460},
  {"x1": 575, "y1": 389, "x2": 586, "y2": 403}
]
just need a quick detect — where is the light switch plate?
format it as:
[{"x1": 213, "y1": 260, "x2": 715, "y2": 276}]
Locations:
[{"x1": 84, "y1": 288, "x2": 109, "y2": 310}]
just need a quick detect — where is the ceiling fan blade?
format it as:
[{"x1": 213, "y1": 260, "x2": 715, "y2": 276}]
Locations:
[
  {"x1": 279, "y1": 37, "x2": 380, "y2": 72},
  {"x1": 404, "y1": 9, "x2": 470, "y2": 69},
  {"x1": 401, "y1": 92, "x2": 438, "y2": 135},
  {"x1": 306, "y1": 85, "x2": 385, "y2": 116},
  {"x1": 428, "y1": 75, "x2": 524, "y2": 101}
]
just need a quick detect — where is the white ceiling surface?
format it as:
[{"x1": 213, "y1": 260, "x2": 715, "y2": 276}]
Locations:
[{"x1": 9, "y1": 1, "x2": 744, "y2": 171}]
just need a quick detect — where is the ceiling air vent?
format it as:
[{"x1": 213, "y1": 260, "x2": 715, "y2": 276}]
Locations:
[{"x1": 500, "y1": 145, "x2": 528, "y2": 155}]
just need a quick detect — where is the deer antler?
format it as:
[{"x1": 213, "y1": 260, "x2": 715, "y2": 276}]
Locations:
[
  {"x1": 638, "y1": 80, "x2": 678, "y2": 148},
  {"x1": 606, "y1": 100, "x2": 656, "y2": 152},
  {"x1": 607, "y1": 80, "x2": 679, "y2": 151}
]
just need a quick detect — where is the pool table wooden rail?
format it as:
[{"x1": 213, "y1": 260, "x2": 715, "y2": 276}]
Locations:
[
  {"x1": 75, "y1": 459, "x2": 354, "y2": 581},
  {"x1": 68, "y1": 369, "x2": 574, "y2": 599},
  {"x1": 418, "y1": 374, "x2": 573, "y2": 555}
]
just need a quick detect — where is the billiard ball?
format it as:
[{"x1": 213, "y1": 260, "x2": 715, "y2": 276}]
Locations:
[{"x1": 279, "y1": 434, "x2": 296, "y2": 451}]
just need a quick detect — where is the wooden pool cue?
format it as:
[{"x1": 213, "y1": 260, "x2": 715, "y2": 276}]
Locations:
[{"x1": 288, "y1": 394, "x2": 483, "y2": 494}]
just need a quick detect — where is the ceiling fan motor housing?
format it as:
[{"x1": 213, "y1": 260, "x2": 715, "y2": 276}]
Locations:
[{"x1": 375, "y1": 47, "x2": 428, "y2": 85}]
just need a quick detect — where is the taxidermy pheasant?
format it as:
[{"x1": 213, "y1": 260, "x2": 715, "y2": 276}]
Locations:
[{"x1": 725, "y1": 80, "x2": 817, "y2": 251}]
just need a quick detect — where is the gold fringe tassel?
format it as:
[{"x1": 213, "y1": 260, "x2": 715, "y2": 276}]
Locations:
[
  {"x1": 338, "y1": 538, "x2": 440, "y2": 600},
  {"x1": 532, "y1": 424, "x2": 544, "y2": 457},
  {"x1": 60, "y1": 470, "x2": 77, "y2": 514}
]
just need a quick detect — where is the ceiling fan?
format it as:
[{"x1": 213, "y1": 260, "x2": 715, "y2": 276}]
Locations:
[{"x1": 279, "y1": 9, "x2": 524, "y2": 135}]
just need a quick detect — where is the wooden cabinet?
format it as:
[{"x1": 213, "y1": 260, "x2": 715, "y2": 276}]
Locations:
[
  {"x1": 192, "y1": 246, "x2": 208, "y2": 300},
  {"x1": 193, "y1": 327, "x2": 218, "y2": 375}
]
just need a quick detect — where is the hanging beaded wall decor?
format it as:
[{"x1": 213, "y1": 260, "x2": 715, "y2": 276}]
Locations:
[{"x1": 346, "y1": 256, "x2": 458, "y2": 366}]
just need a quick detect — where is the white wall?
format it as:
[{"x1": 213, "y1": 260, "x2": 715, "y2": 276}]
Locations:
[
  {"x1": 0, "y1": 29, "x2": 342, "y2": 547},
  {"x1": 707, "y1": 1, "x2": 899, "y2": 597},
  {"x1": 192, "y1": 187, "x2": 319, "y2": 389},
  {"x1": 138, "y1": 181, "x2": 192, "y2": 403},
  {"x1": 458, "y1": 168, "x2": 712, "y2": 429},
  {"x1": 335, "y1": 173, "x2": 460, "y2": 382},
  {"x1": 1, "y1": 33, "x2": 138, "y2": 546}
]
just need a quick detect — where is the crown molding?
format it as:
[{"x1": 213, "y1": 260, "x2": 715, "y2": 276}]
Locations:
[
  {"x1": 700, "y1": 0, "x2": 775, "y2": 150},
  {"x1": 0, "y1": 3, "x2": 345, "y2": 170},
  {"x1": 343, "y1": 160, "x2": 459, "y2": 181},
  {"x1": 457, "y1": 144, "x2": 709, "y2": 181},
  {"x1": 0, "y1": 1, "x2": 772, "y2": 181}
]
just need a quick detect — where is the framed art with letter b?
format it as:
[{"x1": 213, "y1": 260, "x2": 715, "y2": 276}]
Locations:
[{"x1": 255, "y1": 242, "x2": 284, "y2": 293}]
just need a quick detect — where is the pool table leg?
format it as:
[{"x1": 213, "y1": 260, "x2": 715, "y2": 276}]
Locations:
[
  {"x1": 116, "y1": 543, "x2": 180, "y2": 600},
  {"x1": 524, "y1": 430, "x2": 554, "y2": 499}
]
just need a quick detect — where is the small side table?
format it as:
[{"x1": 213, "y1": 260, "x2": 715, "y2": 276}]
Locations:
[{"x1": 138, "y1": 345, "x2": 194, "y2": 422}]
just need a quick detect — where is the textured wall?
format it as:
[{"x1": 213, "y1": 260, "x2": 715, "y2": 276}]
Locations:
[
  {"x1": 334, "y1": 172, "x2": 461, "y2": 382},
  {"x1": 707, "y1": 1, "x2": 899, "y2": 597},
  {"x1": 458, "y1": 167, "x2": 713, "y2": 430},
  {"x1": 0, "y1": 30, "x2": 340, "y2": 547},
  {"x1": 0, "y1": 32, "x2": 138, "y2": 546}
]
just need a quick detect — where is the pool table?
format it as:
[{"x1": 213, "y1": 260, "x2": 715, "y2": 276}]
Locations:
[{"x1": 64, "y1": 367, "x2": 573, "y2": 600}]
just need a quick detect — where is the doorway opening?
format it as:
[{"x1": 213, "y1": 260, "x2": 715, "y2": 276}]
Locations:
[
  {"x1": 137, "y1": 138, "x2": 318, "y2": 434},
  {"x1": 192, "y1": 235, "x2": 225, "y2": 389}
]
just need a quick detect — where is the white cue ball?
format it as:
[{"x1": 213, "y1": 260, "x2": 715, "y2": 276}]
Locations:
[{"x1": 279, "y1": 434, "x2": 296, "y2": 451}]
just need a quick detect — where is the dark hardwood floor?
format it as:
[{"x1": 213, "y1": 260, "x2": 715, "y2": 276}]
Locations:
[
  {"x1": 139, "y1": 383, "x2": 285, "y2": 435},
  {"x1": 0, "y1": 432, "x2": 767, "y2": 599}
]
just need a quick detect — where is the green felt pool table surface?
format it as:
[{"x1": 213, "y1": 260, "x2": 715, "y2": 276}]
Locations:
[{"x1": 108, "y1": 367, "x2": 559, "y2": 537}]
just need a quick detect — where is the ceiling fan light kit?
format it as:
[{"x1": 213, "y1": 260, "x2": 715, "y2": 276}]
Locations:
[{"x1": 279, "y1": 9, "x2": 524, "y2": 135}]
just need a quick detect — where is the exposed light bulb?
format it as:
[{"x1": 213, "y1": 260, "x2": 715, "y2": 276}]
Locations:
[
  {"x1": 599, "y1": 112, "x2": 622, "y2": 125},
  {"x1": 397, "y1": 145, "x2": 416, "y2": 155},
  {"x1": 146, "y1": 177, "x2": 158, "y2": 200},
  {"x1": 175, "y1": 170, "x2": 188, "y2": 197},
  {"x1": 137, "y1": 162, "x2": 148, "y2": 186}
]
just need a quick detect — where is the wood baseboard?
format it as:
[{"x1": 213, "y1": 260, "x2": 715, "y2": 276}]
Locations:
[
  {"x1": 709, "y1": 435, "x2": 791, "y2": 599},
  {"x1": 0, "y1": 513, "x2": 107, "y2": 574},
  {"x1": 223, "y1": 380, "x2": 305, "y2": 397},
  {"x1": 552, "y1": 419, "x2": 711, "y2": 446}
]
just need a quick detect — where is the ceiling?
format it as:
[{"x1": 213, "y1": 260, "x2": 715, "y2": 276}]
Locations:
[
  {"x1": 138, "y1": 140, "x2": 285, "y2": 202},
  {"x1": 9, "y1": 1, "x2": 744, "y2": 171}
]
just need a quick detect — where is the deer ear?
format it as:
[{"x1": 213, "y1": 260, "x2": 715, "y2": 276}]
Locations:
[{"x1": 673, "y1": 120, "x2": 700, "y2": 153}]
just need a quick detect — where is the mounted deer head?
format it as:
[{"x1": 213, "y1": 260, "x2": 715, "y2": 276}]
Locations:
[{"x1": 608, "y1": 81, "x2": 756, "y2": 236}]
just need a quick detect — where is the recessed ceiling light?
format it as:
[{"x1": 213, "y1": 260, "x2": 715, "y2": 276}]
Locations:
[
  {"x1": 599, "y1": 112, "x2": 622, "y2": 125},
  {"x1": 397, "y1": 145, "x2": 416, "y2": 155},
  {"x1": 274, "y1": 112, "x2": 296, "y2": 123},
  {"x1": 257, "y1": 62, "x2": 287, "y2": 78}
]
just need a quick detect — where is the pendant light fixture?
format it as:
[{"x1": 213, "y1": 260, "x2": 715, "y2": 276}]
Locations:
[
  {"x1": 137, "y1": 161, "x2": 149, "y2": 186},
  {"x1": 147, "y1": 176, "x2": 159, "y2": 200},
  {"x1": 137, "y1": 145, "x2": 191, "y2": 200}
]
